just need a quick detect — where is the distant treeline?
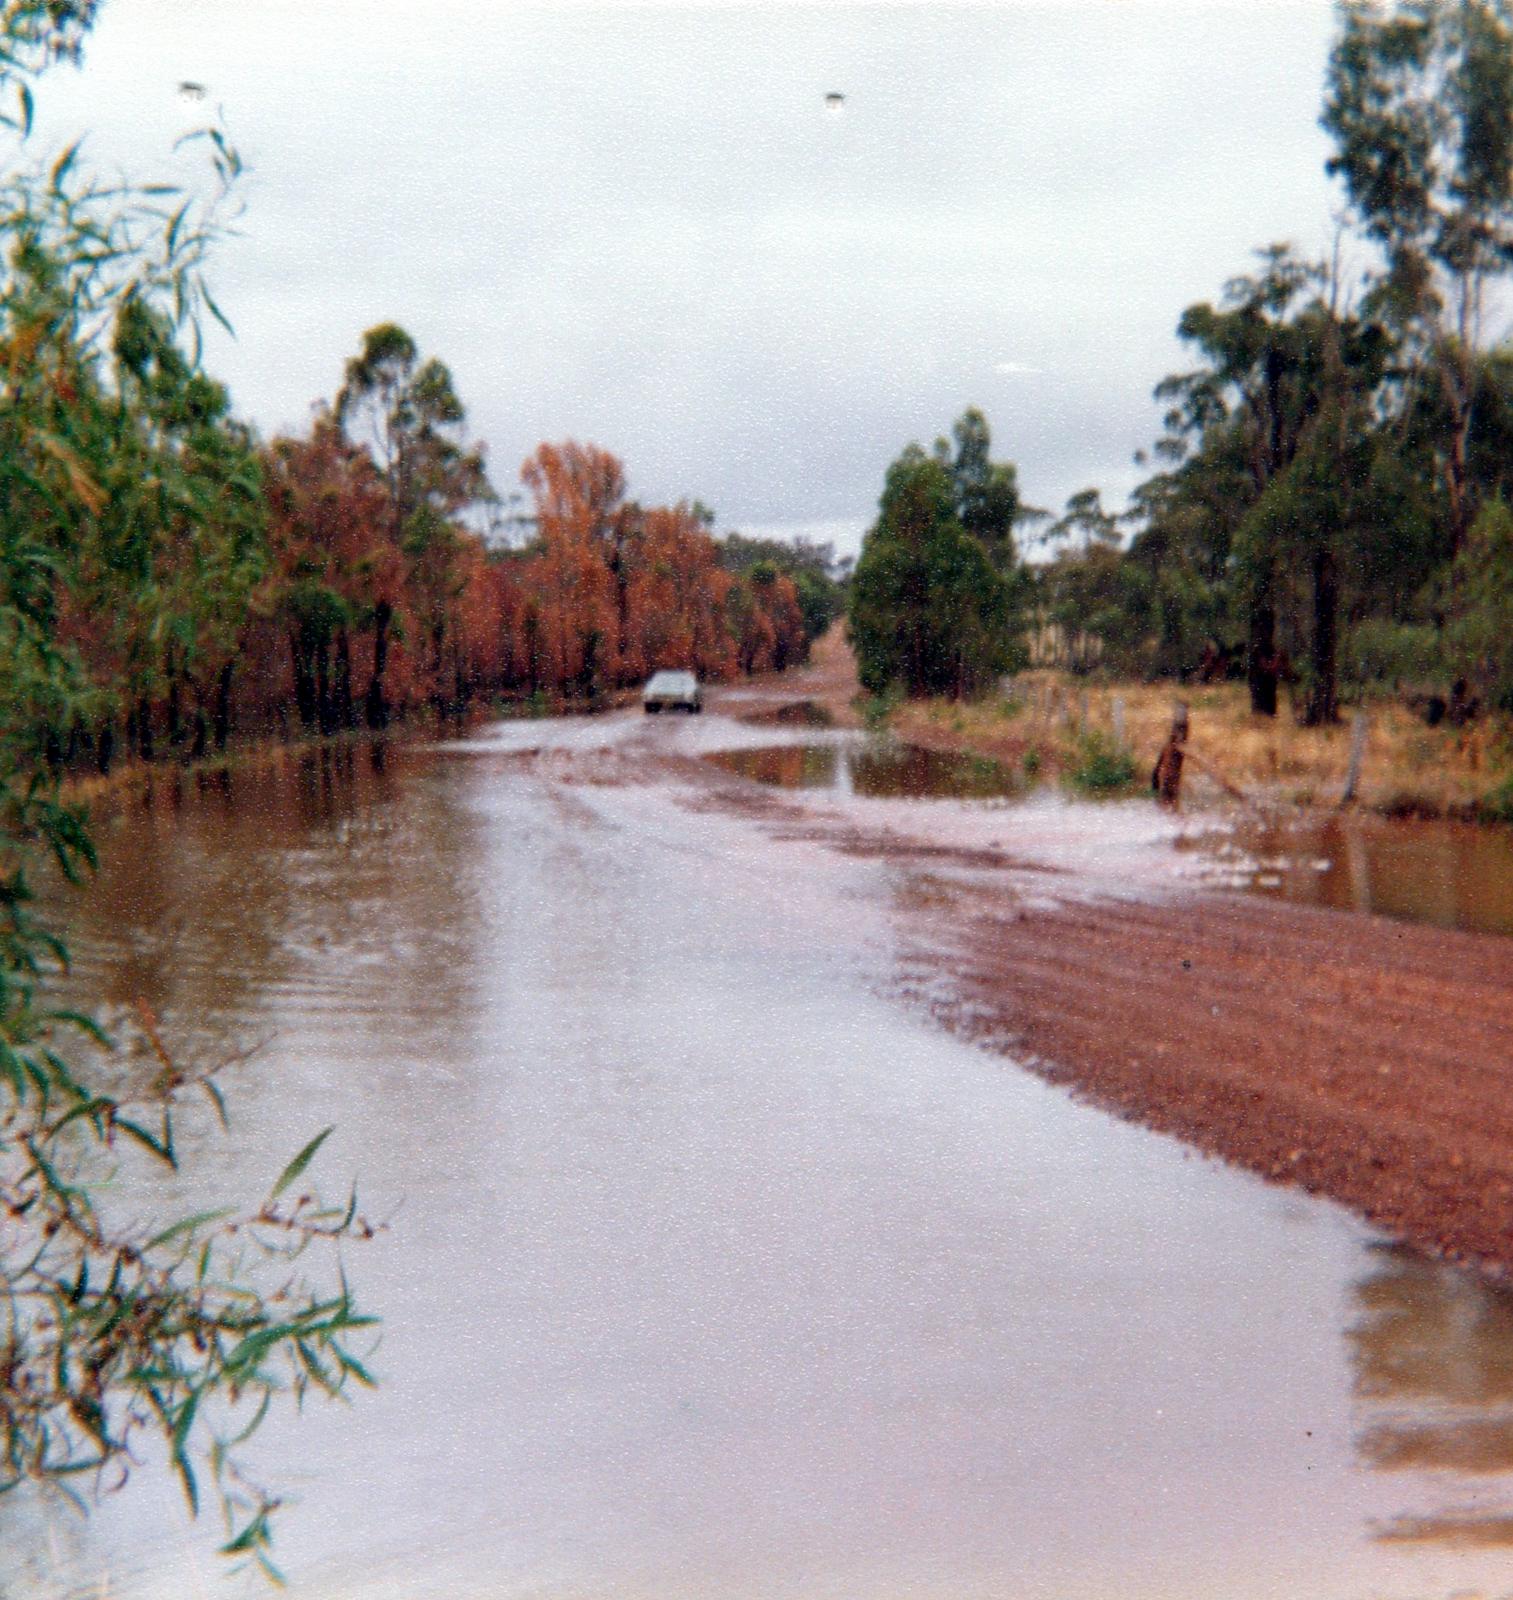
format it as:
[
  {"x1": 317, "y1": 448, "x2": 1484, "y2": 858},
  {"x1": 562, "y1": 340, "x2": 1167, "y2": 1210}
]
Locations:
[
  {"x1": 21, "y1": 315, "x2": 845, "y2": 774},
  {"x1": 853, "y1": 0, "x2": 1513, "y2": 729}
]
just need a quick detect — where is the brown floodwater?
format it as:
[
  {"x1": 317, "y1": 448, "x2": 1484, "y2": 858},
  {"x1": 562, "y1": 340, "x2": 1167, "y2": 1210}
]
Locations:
[
  {"x1": 1181, "y1": 811, "x2": 1513, "y2": 939},
  {"x1": 707, "y1": 735, "x2": 1513, "y2": 938},
  {"x1": 705, "y1": 738, "x2": 1020, "y2": 799},
  {"x1": 9, "y1": 713, "x2": 1513, "y2": 1598}
]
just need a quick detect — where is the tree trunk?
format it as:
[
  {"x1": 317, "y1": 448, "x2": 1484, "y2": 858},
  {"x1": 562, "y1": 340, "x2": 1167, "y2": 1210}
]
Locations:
[
  {"x1": 213, "y1": 660, "x2": 234, "y2": 751},
  {"x1": 1303, "y1": 543, "x2": 1339, "y2": 727},
  {"x1": 96, "y1": 719, "x2": 115, "y2": 776},
  {"x1": 1247, "y1": 596, "x2": 1279, "y2": 717},
  {"x1": 316, "y1": 641, "x2": 336, "y2": 735},
  {"x1": 165, "y1": 647, "x2": 183, "y2": 748},
  {"x1": 136, "y1": 697, "x2": 155, "y2": 763},
  {"x1": 365, "y1": 601, "x2": 391, "y2": 730},
  {"x1": 291, "y1": 630, "x2": 317, "y2": 729},
  {"x1": 334, "y1": 627, "x2": 354, "y2": 729}
]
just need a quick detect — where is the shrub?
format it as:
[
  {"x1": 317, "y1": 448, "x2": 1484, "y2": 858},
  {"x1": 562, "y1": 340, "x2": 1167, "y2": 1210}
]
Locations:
[
  {"x1": 1067, "y1": 729, "x2": 1137, "y2": 793},
  {"x1": 1345, "y1": 618, "x2": 1444, "y2": 688}
]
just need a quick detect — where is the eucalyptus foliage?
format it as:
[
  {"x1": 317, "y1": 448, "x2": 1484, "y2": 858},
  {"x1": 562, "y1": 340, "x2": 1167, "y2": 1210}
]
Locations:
[
  {"x1": 0, "y1": 6, "x2": 372, "y2": 1579},
  {"x1": 849, "y1": 443, "x2": 1022, "y2": 698}
]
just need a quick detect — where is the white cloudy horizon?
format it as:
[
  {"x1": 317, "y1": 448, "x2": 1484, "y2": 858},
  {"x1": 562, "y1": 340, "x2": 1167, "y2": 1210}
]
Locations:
[{"x1": 29, "y1": 0, "x2": 1344, "y2": 562}]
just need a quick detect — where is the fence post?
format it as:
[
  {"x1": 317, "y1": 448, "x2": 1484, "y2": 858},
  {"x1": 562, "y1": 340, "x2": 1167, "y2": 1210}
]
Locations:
[
  {"x1": 1153, "y1": 700, "x2": 1189, "y2": 808},
  {"x1": 1341, "y1": 710, "x2": 1369, "y2": 806}
]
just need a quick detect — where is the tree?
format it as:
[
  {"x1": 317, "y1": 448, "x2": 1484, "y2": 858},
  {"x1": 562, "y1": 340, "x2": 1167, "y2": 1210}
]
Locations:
[
  {"x1": 1447, "y1": 494, "x2": 1513, "y2": 708},
  {"x1": 933, "y1": 406, "x2": 1023, "y2": 571},
  {"x1": 1047, "y1": 487, "x2": 1122, "y2": 555},
  {"x1": 1323, "y1": 0, "x2": 1513, "y2": 551},
  {"x1": 1151, "y1": 248, "x2": 1337, "y2": 712},
  {"x1": 848, "y1": 447, "x2": 1017, "y2": 697},
  {"x1": 518, "y1": 441, "x2": 624, "y2": 694},
  {"x1": 335, "y1": 324, "x2": 492, "y2": 724},
  {"x1": 715, "y1": 531, "x2": 844, "y2": 649},
  {"x1": 0, "y1": 12, "x2": 373, "y2": 1578}
]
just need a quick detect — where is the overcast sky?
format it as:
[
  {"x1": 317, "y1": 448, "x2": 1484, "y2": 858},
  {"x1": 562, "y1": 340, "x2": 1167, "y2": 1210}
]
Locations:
[{"x1": 33, "y1": 0, "x2": 1342, "y2": 557}]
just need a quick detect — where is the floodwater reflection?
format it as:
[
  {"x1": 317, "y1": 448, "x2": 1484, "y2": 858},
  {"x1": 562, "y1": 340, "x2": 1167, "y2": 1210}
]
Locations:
[
  {"x1": 706, "y1": 738, "x2": 1020, "y2": 799},
  {"x1": 1183, "y1": 813, "x2": 1513, "y2": 937},
  {"x1": 1351, "y1": 1244, "x2": 1513, "y2": 1546}
]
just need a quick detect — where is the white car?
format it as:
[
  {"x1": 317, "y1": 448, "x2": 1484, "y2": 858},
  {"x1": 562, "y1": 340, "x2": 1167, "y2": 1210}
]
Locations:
[{"x1": 642, "y1": 669, "x2": 702, "y2": 714}]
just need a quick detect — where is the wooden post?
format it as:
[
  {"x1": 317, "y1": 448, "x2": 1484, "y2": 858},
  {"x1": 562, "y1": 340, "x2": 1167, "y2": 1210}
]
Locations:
[
  {"x1": 1152, "y1": 700, "x2": 1189, "y2": 808},
  {"x1": 1340, "y1": 710, "x2": 1369, "y2": 806}
]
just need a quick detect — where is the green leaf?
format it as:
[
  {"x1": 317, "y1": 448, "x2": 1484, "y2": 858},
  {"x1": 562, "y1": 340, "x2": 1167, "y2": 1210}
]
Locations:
[
  {"x1": 171, "y1": 1437, "x2": 199, "y2": 1516},
  {"x1": 269, "y1": 1125, "x2": 332, "y2": 1200},
  {"x1": 165, "y1": 199, "x2": 188, "y2": 258},
  {"x1": 336, "y1": 1349, "x2": 376, "y2": 1388},
  {"x1": 43, "y1": 1008, "x2": 111, "y2": 1048},
  {"x1": 50, "y1": 139, "x2": 81, "y2": 193},
  {"x1": 0, "y1": 1039, "x2": 26, "y2": 1097},
  {"x1": 199, "y1": 1074, "x2": 229, "y2": 1130},
  {"x1": 200, "y1": 279, "x2": 234, "y2": 338},
  {"x1": 173, "y1": 1388, "x2": 200, "y2": 1457},
  {"x1": 144, "y1": 1208, "x2": 233, "y2": 1252},
  {"x1": 114, "y1": 1114, "x2": 176, "y2": 1167}
]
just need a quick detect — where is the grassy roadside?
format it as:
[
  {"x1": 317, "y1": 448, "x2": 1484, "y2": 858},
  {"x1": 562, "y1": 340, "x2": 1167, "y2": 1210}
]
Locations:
[{"x1": 880, "y1": 670, "x2": 1513, "y2": 821}]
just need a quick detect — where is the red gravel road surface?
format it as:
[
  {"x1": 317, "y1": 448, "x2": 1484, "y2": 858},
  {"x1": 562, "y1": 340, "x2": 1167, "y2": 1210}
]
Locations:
[
  {"x1": 911, "y1": 887, "x2": 1513, "y2": 1274},
  {"x1": 723, "y1": 632, "x2": 1513, "y2": 1276}
]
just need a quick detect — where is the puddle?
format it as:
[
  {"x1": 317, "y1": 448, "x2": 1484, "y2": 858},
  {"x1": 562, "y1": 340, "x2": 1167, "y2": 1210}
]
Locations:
[
  {"x1": 1182, "y1": 812, "x2": 1513, "y2": 938},
  {"x1": 708, "y1": 736, "x2": 1513, "y2": 937},
  {"x1": 738, "y1": 699, "x2": 835, "y2": 728},
  {"x1": 706, "y1": 738, "x2": 1021, "y2": 800}
]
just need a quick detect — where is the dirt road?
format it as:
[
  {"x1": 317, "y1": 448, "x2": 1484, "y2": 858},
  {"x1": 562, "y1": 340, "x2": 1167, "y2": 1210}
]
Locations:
[{"x1": 716, "y1": 634, "x2": 1513, "y2": 1275}]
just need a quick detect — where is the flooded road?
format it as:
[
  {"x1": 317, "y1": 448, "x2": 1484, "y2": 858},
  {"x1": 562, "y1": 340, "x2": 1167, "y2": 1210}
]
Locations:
[
  {"x1": 706, "y1": 739, "x2": 1022, "y2": 801},
  {"x1": 706, "y1": 732, "x2": 1513, "y2": 938},
  {"x1": 10, "y1": 708, "x2": 1513, "y2": 1599}
]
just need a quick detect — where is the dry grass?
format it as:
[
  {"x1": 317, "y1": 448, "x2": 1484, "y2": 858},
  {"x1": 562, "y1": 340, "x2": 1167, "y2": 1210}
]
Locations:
[{"x1": 888, "y1": 670, "x2": 1513, "y2": 819}]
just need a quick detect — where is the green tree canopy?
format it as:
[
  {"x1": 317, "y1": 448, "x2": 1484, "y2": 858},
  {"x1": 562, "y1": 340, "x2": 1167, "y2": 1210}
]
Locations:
[
  {"x1": 848, "y1": 447, "x2": 1019, "y2": 698},
  {"x1": 1324, "y1": 0, "x2": 1513, "y2": 549}
]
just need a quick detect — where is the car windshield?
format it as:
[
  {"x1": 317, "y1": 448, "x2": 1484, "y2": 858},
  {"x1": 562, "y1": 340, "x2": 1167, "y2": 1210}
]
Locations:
[{"x1": 647, "y1": 671, "x2": 694, "y2": 692}]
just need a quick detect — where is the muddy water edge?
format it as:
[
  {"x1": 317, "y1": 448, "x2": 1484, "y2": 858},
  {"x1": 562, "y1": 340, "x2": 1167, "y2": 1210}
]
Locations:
[{"x1": 8, "y1": 711, "x2": 1513, "y2": 1599}]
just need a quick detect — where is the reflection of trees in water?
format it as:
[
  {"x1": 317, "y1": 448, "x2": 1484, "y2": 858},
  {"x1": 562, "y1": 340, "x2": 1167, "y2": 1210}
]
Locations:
[
  {"x1": 1350, "y1": 1242, "x2": 1513, "y2": 1546},
  {"x1": 847, "y1": 742, "x2": 1010, "y2": 800},
  {"x1": 1240, "y1": 815, "x2": 1513, "y2": 937},
  {"x1": 711, "y1": 740, "x2": 1016, "y2": 800},
  {"x1": 52, "y1": 741, "x2": 482, "y2": 1090},
  {"x1": 713, "y1": 745, "x2": 840, "y2": 789}
]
